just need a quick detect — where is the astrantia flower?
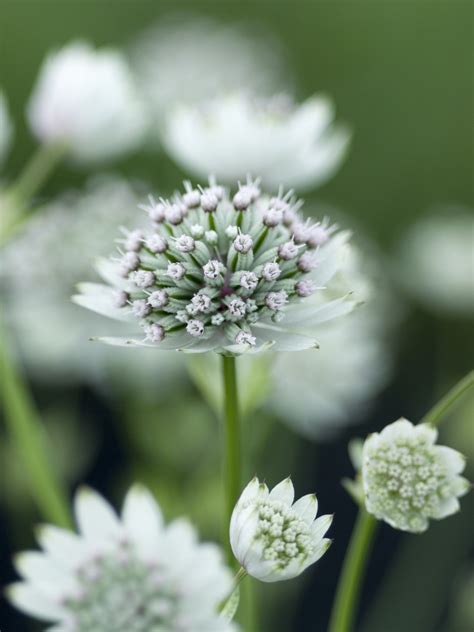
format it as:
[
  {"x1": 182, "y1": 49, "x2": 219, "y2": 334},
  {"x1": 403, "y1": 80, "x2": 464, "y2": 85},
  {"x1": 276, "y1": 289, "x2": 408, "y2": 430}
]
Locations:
[
  {"x1": 163, "y1": 93, "x2": 350, "y2": 190},
  {"x1": 362, "y1": 418, "x2": 470, "y2": 533},
  {"x1": 27, "y1": 41, "x2": 146, "y2": 163},
  {"x1": 230, "y1": 477, "x2": 333, "y2": 582},
  {"x1": 396, "y1": 210, "x2": 474, "y2": 315},
  {"x1": 8, "y1": 485, "x2": 236, "y2": 631},
  {"x1": 74, "y1": 178, "x2": 357, "y2": 354},
  {"x1": 0, "y1": 90, "x2": 13, "y2": 167}
]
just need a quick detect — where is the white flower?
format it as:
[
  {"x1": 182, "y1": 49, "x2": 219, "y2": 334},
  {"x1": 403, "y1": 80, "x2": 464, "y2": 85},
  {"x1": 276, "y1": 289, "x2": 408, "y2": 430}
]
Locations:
[
  {"x1": 163, "y1": 93, "x2": 350, "y2": 190},
  {"x1": 131, "y1": 14, "x2": 287, "y2": 120},
  {"x1": 362, "y1": 418, "x2": 470, "y2": 533},
  {"x1": 396, "y1": 210, "x2": 474, "y2": 315},
  {"x1": 7, "y1": 485, "x2": 236, "y2": 631},
  {"x1": 230, "y1": 477, "x2": 333, "y2": 582},
  {"x1": 0, "y1": 90, "x2": 13, "y2": 167},
  {"x1": 267, "y1": 240, "x2": 395, "y2": 439},
  {"x1": 74, "y1": 178, "x2": 358, "y2": 354},
  {"x1": 27, "y1": 41, "x2": 146, "y2": 163},
  {"x1": 0, "y1": 175, "x2": 186, "y2": 388}
]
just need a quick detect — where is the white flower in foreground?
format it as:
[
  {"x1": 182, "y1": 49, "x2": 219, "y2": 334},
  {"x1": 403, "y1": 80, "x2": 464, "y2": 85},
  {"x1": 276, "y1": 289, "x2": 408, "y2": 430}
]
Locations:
[
  {"x1": 362, "y1": 418, "x2": 470, "y2": 533},
  {"x1": 131, "y1": 14, "x2": 287, "y2": 118},
  {"x1": 27, "y1": 41, "x2": 146, "y2": 163},
  {"x1": 396, "y1": 211, "x2": 474, "y2": 315},
  {"x1": 8, "y1": 485, "x2": 236, "y2": 632},
  {"x1": 164, "y1": 93, "x2": 350, "y2": 190},
  {"x1": 0, "y1": 176, "x2": 185, "y2": 387},
  {"x1": 0, "y1": 90, "x2": 13, "y2": 166},
  {"x1": 74, "y1": 178, "x2": 357, "y2": 354},
  {"x1": 230, "y1": 477, "x2": 333, "y2": 582}
]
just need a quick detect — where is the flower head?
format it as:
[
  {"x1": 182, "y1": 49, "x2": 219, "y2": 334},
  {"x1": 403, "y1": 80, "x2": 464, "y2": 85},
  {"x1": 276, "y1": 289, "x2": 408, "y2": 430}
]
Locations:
[
  {"x1": 74, "y1": 178, "x2": 357, "y2": 354},
  {"x1": 163, "y1": 93, "x2": 350, "y2": 190},
  {"x1": 362, "y1": 418, "x2": 470, "y2": 533},
  {"x1": 8, "y1": 485, "x2": 235, "y2": 631},
  {"x1": 230, "y1": 477, "x2": 332, "y2": 582},
  {"x1": 27, "y1": 41, "x2": 146, "y2": 163}
]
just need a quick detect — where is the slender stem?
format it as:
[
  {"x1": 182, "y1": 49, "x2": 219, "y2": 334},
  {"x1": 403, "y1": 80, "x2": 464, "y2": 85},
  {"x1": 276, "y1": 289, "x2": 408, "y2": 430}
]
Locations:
[
  {"x1": 328, "y1": 510, "x2": 377, "y2": 632},
  {"x1": 222, "y1": 354, "x2": 241, "y2": 565},
  {"x1": 10, "y1": 142, "x2": 67, "y2": 203},
  {"x1": 0, "y1": 310, "x2": 72, "y2": 528},
  {"x1": 420, "y1": 370, "x2": 473, "y2": 427}
]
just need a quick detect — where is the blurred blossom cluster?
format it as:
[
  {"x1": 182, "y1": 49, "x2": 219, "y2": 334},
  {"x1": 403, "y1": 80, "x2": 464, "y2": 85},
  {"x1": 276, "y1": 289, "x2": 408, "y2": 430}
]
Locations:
[{"x1": 0, "y1": 176, "x2": 186, "y2": 389}]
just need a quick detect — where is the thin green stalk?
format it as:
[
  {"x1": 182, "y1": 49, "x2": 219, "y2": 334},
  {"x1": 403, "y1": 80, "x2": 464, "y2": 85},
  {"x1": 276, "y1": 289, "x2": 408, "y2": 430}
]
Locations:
[
  {"x1": 0, "y1": 311, "x2": 72, "y2": 528},
  {"x1": 420, "y1": 370, "x2": 473, "y2": 427},
  {"x1": 222, "y1": 354, "x2": 241, "y2": 565},
  {"x1": 328, "y1": 370, "x2": 473, "y2": 632},
  {"x1": 11, "y1": 142, "x2": 67, "y2": 203},
  {"x1": 328, "y1": 510, "x2": 377, "y2": 632}
]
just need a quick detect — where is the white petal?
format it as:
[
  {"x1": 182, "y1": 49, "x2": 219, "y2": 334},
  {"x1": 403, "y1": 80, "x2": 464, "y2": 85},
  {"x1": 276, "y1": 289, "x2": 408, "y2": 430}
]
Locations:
[
  {"x1": 36, "y1": 525, "x2": 91, "y2": 570},
  {"x1": 435, "y1": 446, "x2": 466, "y2": 475},
  {"x1": 72, "y1": 283, "x2": 133, "y2": 322},
  {"x1": 269, "y1": 478, "x2": 295, "y2": 505},
  {"x1": 413, "y1": 422, "x2": 438, "y2": 445},
  {"x1": 310, "y1": 514, "x2": 333, "y2": 542},
  {"x1": 122, "y1": 484, "x2": 163, "y2": 557},
  {"x1": 74, "y1": 487, "x2": 121, "y2": 540},
  {"x1": 431, "y1": 496, "x2": 460, "y2": 519},
  {"x1": 380, "y1": 417, "x2": 414, "y2": 441},
  {"x1": 291, "y1": 494, "x2": 318, "y2": 524},
  {"x1": 14, "y1": 552, "x2": 77, "y2": 599},
  {"x1": 6, "y1": 582, "x2": 66, "y2": 622}
]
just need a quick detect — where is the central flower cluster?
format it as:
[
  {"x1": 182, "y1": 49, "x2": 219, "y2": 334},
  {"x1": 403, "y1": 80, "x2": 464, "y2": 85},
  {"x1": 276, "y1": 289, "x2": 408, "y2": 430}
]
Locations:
[
  {"x1": 99, "y1": 177, "x2": 335, "y2": 352},
  {"x1": 66, "y1": 546, "x2": 179, "y2": 630},
  {"x1": 254, "y1": 499, "x2": 314, "y2": 569}
]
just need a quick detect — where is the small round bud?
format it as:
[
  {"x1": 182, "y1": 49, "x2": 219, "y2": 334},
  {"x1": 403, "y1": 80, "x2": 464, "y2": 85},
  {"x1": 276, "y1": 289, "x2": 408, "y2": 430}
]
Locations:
[
  {"x1": 144, "y1": 323, "x2": 165, "y2": 343},
  {"x1": 166, "y1": 262, "x2": 186, "y2": 280},
  {"x1": 298, "y1": 251, "x2": 317, "y2": 272},
  {"x1": 124, "y1": 230, "x2": 144, "y2": 252},
  {"x1": 239, "y1": 271, "x2": 258, "y2": 291},
  {"x1": 292, "y1": 222, "x2": 310, "y2": 244},
  {"x1": 120, "y1": 251, "x2": 140, "y2": 274},
  {"x1": 183, "y1": 189, "x2": 201, "y2": 208},
  {"x1": 233, "y1": 189, "x2": 252, "y2": 211},
  {"x1": 146, "y1": 234, "x2": 167, "y2": 254},
  {"x1": 262, "y1": 262, "x2": 281, "y2": 281},
  {"x1": 295, "y1": 279, "x2": 316, "y2": 297},
  {"x1": 226, "y1": 225, "x2": 238, "y2": 239},
  {"x1": 132, "y1": 299, "x2": 152, "y2": 318},
  {"x1": 307, "y1": 225, "x2": 329, "y2": 248},
  {"x1": 278, "y1": 241, "x2": 299, "y2": 260},
  {"x1": 190, "y1": 224, "x2": 204, "y2": 238},
  {"x1": 227, "y1": 298, "x2": 247, "y2": 320},
  {"x1": 165, "y1": 204, "x2": 184, "y2": 225},
  {"x1": 235, "y1": 331, "x2": 256, "y2": 346},
  {"x1": 200, "y1": 191, "x2": 219, "y2": 212},
  {"x1": 265, "y1": 291, "x2": 288, "y2": 311},
  {"x1": 113, "y1": 290, "x2": 129, "y2": 308},
  {"x1": 211, "y1": 313, "x2": 225, "y2": 326},
  {"x1": 203, "y1": 259, "x2": 225, "y2": 280},
  {"x1": 186, "y1": 319, "x2": 205, "y2": 337},
  {"x1": 234, "y1": 234, "x2": 253, "y2": 254},
  {"x1": 264, "y1": 208, "x2": 283, "y2": 227},
  {"x1": 190, "y1": 292, "x2": 212, "y2": 313},
  {"x1": 175, "y1": 235, "x2": 195, "y2": 253},
  {"x1": 131, "y1": 270, "x2": 155, "y2": 289},
  {"x1": 147, "y1": 290, "x2": 169, "y2": 309},
  {"x1": 204, "y1": 230, "x2": 218, "y2": 244}
]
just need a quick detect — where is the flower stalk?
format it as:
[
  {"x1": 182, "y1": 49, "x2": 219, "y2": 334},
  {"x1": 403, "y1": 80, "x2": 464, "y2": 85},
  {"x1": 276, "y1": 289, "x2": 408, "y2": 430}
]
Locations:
[
  {"x1": 420, "y1": 370, "x2": 473, "y2": 427},
  {"x1": 0, "y1": 309, "x2": 72, "y2": 528}
]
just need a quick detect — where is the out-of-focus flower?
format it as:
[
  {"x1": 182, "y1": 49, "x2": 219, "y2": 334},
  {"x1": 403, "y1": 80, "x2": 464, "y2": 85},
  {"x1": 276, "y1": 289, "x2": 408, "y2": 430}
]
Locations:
[
  {"x1": 164, "y1": 93, "x2": 350, "y2": 190},
  {"x1": 396, "y1": 210, "x2": 474, "y2": 315},
  {"x1": 267, "y1": 239, "x2": 394, "y2": 439},
  {"x1": 0, "y1": 175, "x2": 185, "y2": 388},
  {"x1": 8, "y1": 485, "x2": 236, "y2": 631},
  {"x1": 74, "y1": 178, "x2": 358, "y2": 354},
  {"x1": 27, "y1": 41, "x2": 146, "y2": 163},
  {"x1": 230, "y1": 477, "x2": 332, "y2": 582},
  {"x1": 131, "y1": 14, "x2": 288, "y2": 121},
  {"x1": 0, "y1": 90, "x2": 13, "y2": 167},
  {"x1": 362, "y1": 418, "x2": 470, "y2": 533}
]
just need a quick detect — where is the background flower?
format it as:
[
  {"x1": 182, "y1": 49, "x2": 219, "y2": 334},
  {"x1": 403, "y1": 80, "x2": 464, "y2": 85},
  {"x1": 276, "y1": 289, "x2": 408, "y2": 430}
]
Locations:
[
  {"x1": 27, "y1": 41, "x2": 146, "y2": 163},
  {"x1": 0, "y1": 90, "x2": 13, "y2": 167},
  {"x1": 163, "y1": 93, "x2": 350, "y2": 190},
  {"x1": 8, "y1": 484, "x2": 236, "y2": 631}
]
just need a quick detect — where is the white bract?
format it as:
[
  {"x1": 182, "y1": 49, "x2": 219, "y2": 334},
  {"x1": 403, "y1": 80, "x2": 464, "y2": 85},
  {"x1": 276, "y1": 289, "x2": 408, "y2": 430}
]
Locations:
[
  {"x1": 396, "y1": 211, "x2": 474, "y2": 315},
  {"x1": 164, "y1": 93, "x2": 350, "y2": 190},
  {"x1": 74, "y1": 178, "x2": 358, "y2": 354},
  {"x1": 0, "y1": 90, "x2": 13, "y2": 166},
  {"x1": 132, "y1": 14, "x2": 287, "y2": 119},
  {"x1": 362, "y1": 418, "x2": 470, "y2": 533},
  {"x1": 230, "y1": 477, "x2": 333, "y2": 582},
  {"x1": 0, "y1": 176, "x2": 185, "y2": 388},
  {"x1": 8, "y1": 485, "x2": 236, "y2": 632},
  {"x1": 27, "y1": 41, "x2": 146, "y2": 163}
]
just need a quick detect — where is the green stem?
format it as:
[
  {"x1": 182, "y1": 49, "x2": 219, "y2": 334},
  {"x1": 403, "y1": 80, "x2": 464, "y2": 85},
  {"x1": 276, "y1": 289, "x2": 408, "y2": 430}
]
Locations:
[
  {"x1": 420, "y1": 370, "x2": 474, "y2": 427},
  {"x1": 222, "y1": 354, "x2": 241, "y2": 565},
  {"x1": 0, "y1": 310, "x2": 72, "y2": 528},
  {"x1": 11, "y1": 142, "x2": 67, "y2": 203},
  {"x1": 328, "y1": 510, "x2": 377, "y2": 632}
]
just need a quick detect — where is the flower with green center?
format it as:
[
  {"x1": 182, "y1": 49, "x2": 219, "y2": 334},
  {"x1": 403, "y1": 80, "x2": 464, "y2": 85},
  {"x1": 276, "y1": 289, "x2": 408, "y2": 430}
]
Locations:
[
  {"x1": 230, "y1": 477, "x2": 333, "y2": 582},
  {"x1": 73, "y1": 177, "x2": 357, "y2": 354},
  {"x1": 362, "y1": 418, "x2": 470, "y2": 533},
  {"x1": 7, "y1": 485, "x2": 236, "y2": 632}
]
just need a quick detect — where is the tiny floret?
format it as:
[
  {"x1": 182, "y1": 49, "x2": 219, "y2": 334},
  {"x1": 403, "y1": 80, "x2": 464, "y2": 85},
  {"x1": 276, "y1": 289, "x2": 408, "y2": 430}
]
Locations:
[
  {"x1": 234, "y1": 233, "x2": 253, "y2": 254},
  {"x1": 166, "y1": 262, "x2": 186, "y2": 280},
  {"x1": 230, "y1": 477, "x2": 333, "y2": 582},
  {"x1": 187, "y1": 319, "x2": 205, "y2": 337},
  {"x1": 144, "y1": 322, "x2": 165, "y2": 342},
  {"x1": 239, "y1": 271, "x2": 259, "y2": 291},
  {"x1": 266, "y1": 291, "x2": 288, "y2": 311},
  {"x1": 262, "y1": 262, "x2": 281, "y2": 282},
  {"x1": 362, "y1": 418, "x2": 470, "y2": 533},
  {"x1": 131, "y1": 270, "x2": 155, "y2": 288},
  {"x1": 147, "y1": 290, "x2": 169, "y2": 309}
]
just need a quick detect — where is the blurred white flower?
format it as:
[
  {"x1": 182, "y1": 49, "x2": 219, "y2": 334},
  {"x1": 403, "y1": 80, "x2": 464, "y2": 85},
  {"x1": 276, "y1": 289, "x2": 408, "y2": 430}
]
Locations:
[
  {"x1": 0, "y1": 90, "x2": 13, "y2": 167},
  {"x1": 131, "y1": 14, "x2": 288, "y2": 120},
  {"x1": 74, "y1": 179, "x2": 358, "y2": 354},
  {"x1": 267, "y1": 237, "x2": 394, "y2": 439},
  {"x1": 396, "y1": 210, "x2": 474, "y2": 315},
  {"x1": 0, "y1": 175, "x2": 185, "y2": 389},
  {"x1": 163, "y1": 93, "x2": 350, "y2": 190},
  {"x1": 230, "y1": 477, "x2": 332, "y2": 582},
  {"x1": 8, "y1": 485, "x2": 236, "y2": 631},
  {"x1": 27, "y1": 41, "x2": 146, "y2": 163},
  {"x1": 362, "y1": 418, "x2": 470, "y2": 533}
]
